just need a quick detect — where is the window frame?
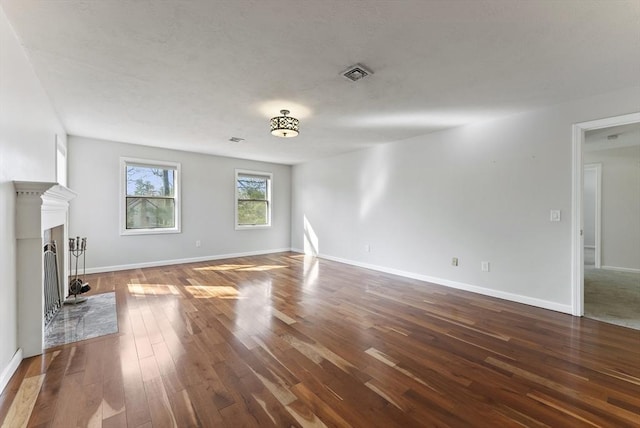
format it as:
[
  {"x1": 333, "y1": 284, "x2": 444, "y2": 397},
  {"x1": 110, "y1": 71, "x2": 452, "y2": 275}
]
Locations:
[
  {"x1": 235, "y1": 169, "x2": 272, "y2": 230},
  {"x1": 120, "y1": 157, "x2": 181, "y2": 236}
]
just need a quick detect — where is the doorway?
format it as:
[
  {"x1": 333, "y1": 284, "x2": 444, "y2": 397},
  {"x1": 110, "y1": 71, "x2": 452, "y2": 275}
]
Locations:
[
  {"x1": 584, "y1": 125, "x2": 640, "y2": 328},
  {"x1": 571, "y1": 112, "x2": 640, "y2": 317},
  {"x1": 583, "y1": 163, "x2": 601, "y2": 269}
]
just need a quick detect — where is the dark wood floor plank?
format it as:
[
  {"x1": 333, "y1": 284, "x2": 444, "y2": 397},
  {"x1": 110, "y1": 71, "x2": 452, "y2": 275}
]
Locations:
[
  {"x1": 24, "y1": 347, "x2": 74, "y2": 427},
  {"x1": 49, "y1": 370, "x2": 84, "y2": 427},
  {"x1": 102, "y1": 410, "x2": 127, "y2": 428},
  {"x1": 184, "y1": 382, "x2": 225, "y2": 426},
  {"x1": 76, "y1": 381, "x2": 103, "y2": 427},
  {"x1": 0, "y1": 368, "x2": 25, "y2": 422},
  {"x1": 2, "y1": 252, "x2": 639, "y2": 427},
  {"x1": 102, "y1": 372, "x2": 125, "y2": 422},
  {"x1": 144, "y1": 376, "x2": 178, "y2": 428}
]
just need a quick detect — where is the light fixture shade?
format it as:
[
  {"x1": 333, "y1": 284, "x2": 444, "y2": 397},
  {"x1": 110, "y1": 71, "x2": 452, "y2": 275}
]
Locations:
[{"x1": 270, "y1": 110, "x2": 299, "y2": 138}]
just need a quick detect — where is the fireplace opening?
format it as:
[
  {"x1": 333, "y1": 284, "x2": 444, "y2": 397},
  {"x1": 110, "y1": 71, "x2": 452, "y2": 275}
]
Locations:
[
  {"x1": 43, "y1": 242, "x2": 61, "y2": 324},
  {"x1": 43, "y1": 225, "x2": 64, "y2": 325}
]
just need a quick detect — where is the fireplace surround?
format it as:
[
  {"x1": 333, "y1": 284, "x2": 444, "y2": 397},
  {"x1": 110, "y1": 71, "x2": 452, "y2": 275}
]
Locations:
[{"x1": 14, "y1": 181, "x2": 76, "y2": 357}]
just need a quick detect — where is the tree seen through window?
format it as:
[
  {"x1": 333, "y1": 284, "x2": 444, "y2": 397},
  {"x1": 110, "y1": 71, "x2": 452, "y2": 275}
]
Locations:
[
  {"x1": 126, "y1": 165, "x2": 176, "y2": 229},
  {"x1": 237, "y1": 174, "x2": 270, "y2": 226}
]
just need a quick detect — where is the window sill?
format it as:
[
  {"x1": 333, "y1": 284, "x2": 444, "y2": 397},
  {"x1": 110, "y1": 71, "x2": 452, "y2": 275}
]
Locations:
[
  {"x1": 235, "y1": 224, "x2": 271, "y2": 231},
  {"x1": 121, "y1": 227, "x2": 181, "y2": 236}
]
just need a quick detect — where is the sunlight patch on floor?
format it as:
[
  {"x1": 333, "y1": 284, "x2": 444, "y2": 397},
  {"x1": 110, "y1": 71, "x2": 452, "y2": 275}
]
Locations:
[
  {"x1": 127, "y1": 283, "x2": 180, "y2": 296},
  {"x1": 184, "y1": 280, "x2": 242, "y2": 299},
  {"x1": 195, "y1": 264, "x2": 288, "y2": 272}
]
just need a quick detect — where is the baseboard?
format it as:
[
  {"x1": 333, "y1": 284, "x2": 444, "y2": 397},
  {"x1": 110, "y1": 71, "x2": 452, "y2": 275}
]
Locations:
[
  {"x1": 85, "y1": 248, "x2": 293, "y2": 274},
  {"x1": 88, "y1": 247, "x2": 574, "y2": 314},
  {"x1": 601, "y1": 265, "x2": 640, "y2": 273},
  {"x1": 291, "y1": 250, "x2": 572, "y2": 315},
  {"x1": 0, "y1": 348, "x2": 22, "y2": 395}
]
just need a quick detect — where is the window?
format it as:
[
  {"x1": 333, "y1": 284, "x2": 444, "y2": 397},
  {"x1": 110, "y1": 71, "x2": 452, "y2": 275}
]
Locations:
[
  {"x1": 235, "y1": 169, "x2": 272, "y2": 229},
  {"x1": 120, "y1": 158, "x2": 181, "y2": 235}
]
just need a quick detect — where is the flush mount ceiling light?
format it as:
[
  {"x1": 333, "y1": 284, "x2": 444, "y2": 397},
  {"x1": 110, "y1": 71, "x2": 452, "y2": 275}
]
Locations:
[{"x1": 270, "y1": 109, "x2": 299, "y2": 138}]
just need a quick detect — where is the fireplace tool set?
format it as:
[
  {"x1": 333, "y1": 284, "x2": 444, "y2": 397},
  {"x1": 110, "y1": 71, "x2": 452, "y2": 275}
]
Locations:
[{"x1": 65, "y1": 236, "x2": 91, "y2": 305}]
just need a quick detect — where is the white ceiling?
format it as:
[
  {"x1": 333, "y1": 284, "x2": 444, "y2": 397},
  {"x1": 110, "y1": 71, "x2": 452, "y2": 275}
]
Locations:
[
  {"x1": 585, "y1": 122, "x2": 640, "y2": 152},
  {"x1": 3, "y1": 0, "x2": 639, "y2": 165}
]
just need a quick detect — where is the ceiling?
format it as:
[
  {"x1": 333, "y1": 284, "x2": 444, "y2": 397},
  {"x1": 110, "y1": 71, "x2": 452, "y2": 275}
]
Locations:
[
  {"x1": 585, "y1": 122, "x2": 640, "y2": 152},
  {"x1": 3, "y1": 1, "x2": 639, "y2": 165}
]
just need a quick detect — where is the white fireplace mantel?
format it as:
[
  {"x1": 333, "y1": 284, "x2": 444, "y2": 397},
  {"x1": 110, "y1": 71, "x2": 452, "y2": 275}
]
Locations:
[{"x1": 14, "y1": 181, "x2": 76, "y2": 357}]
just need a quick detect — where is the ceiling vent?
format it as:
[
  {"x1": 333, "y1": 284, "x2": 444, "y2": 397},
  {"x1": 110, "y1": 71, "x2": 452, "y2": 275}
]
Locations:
[
  {"x1": 342, "y1": 63, "x2": 373, "y2": 82},
  {"x1": 229, "y1": 137, "x2": 245, "y2": 143},
  {"x1": 607, "y1": 134, "x2": 619, "y2": 140}
]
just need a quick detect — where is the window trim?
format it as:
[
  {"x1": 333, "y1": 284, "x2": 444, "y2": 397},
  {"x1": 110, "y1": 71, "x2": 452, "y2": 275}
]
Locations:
[
  {"x1": 235, "y1": 169, "x2": 272, "y2": 230},
  {"x1": 120, "y1": 157, "x2": 181, "y2": 236}
]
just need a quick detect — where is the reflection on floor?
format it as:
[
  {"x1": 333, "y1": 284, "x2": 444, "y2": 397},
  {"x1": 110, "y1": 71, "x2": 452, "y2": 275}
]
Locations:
[
  {"x1": 3, "y1": 253, "x2": 639, "y2": 427},
  {"x1": 44, "y1": 291, "x2": 118, "y2": 348},
  {"x1": 584, "y1": 248, "x2": 640, "y2": 330}
]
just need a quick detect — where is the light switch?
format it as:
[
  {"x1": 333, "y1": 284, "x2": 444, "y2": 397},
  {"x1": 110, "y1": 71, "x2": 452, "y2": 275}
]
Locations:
[{"x1": 550, "y1": 210, "x2": 561, "y2": 222}]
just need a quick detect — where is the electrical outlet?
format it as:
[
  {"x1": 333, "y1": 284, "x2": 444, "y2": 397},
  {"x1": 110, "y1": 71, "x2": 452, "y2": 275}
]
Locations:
[
  {"x1": 481, "y1": 261, "x2": 490, "y2": 272},
  {"x1": 195, "y1": 240, "x2": 201, "y2": 248},
  {"x1": 550, "y1": 210, "x2": 561, "y2": 222},
  {"x1": 452, "y1": 257, "x2": 458, "y2": 266}
]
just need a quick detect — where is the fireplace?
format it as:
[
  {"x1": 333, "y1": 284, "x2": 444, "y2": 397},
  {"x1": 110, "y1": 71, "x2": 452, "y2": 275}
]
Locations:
[
  {"x1": 43, "y1": 225, "x2": 64, "y2": 325},
  {"x1": 14, "y1": 182, "x2": 76, "y2": 357}
]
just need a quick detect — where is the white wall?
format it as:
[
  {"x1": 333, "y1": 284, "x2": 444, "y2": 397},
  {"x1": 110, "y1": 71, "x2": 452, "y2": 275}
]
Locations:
[
  {"x1": 585, "y1": 146, "x2": 640, "y2": 271},
  {"x1": 68, "y1": 136, "x2": 291, "y2": 272},
  {"x1": 583, "y1": 167, "x2": 597, "y2": 247},
  {"x1": 0, "y1": 7, "x2": 65, "y2": 391},
  {"x1": 291, "y1": 87, "x2": 640, "y2": 313}
]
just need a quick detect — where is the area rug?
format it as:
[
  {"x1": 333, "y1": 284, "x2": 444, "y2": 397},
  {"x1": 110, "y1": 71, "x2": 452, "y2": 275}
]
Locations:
[
  {"x1": 45, "y1": 292, "x2": 118, "y2": 348},
  {"x1": 584, "y1": 266, "x2": 640, "y2": 331}
]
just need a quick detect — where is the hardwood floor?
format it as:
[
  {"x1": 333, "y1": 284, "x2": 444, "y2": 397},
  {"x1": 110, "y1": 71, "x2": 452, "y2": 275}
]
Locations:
[{"x1": 1, "y1": 252, "x2": 639, "y2": 427}]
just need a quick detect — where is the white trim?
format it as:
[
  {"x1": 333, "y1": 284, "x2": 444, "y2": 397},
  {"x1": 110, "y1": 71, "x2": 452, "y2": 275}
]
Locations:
[
  {"x1": 601, "y1": 265, "x2": 640, "y2": 273},
  {"x1": 0, "y1": 348, "x2": 23, "y2": 395},
  {"x1": 84, "y1": 248, "x2": 292, "y2": 274},
  {"x1": 235, "y1": 169, "x2": 273, "y2": 230},
  {"x1": 571, "y1": 112, "x2": 640, "y2": 316},
  {"x1": 14, "y1": 182, "x2": 75, "y2": 357},
  {"x1": 120, "y1": 157, "x2": 181, "y2": 236},
  {"x1": 290, "y1": 249, "x2": 572, "y2": 314},
  {"x1": 571, "y1": 124, "x2": 584, "y2": 316},
  {"x1": 583, "y1": 163, "x2": 602, "y2": 268}
]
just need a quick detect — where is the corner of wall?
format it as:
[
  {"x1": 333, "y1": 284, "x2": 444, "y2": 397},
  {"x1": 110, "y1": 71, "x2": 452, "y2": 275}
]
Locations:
[{"x1": 0, "y1": 348, "x2": 22, "y2": 395}]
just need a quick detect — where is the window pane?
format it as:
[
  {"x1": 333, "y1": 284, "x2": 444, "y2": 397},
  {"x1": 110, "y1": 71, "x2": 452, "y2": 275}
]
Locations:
[
  {"x1": 237, "y1": 176, "x2": 267, "y2": 200},
  {"x1": 127, "y1": 166, "x2": 175, "y2": 197},
  {"x1": 126, "y1": 197, "x2": 175, "y2": 229},
  {"x1": 237, "y1": 201, "x2": 268, "y2": 225}
]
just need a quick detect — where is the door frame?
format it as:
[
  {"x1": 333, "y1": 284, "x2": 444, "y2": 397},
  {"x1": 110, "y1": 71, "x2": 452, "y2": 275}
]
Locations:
[
  {"x1": 583, "y1": 163, "x2": 602, "y2": 268},
  {"x1": 571, "y1": 112, "x2": 640, "y2": 316}
]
